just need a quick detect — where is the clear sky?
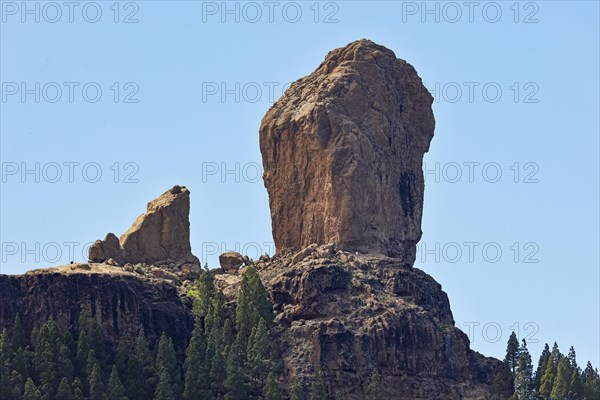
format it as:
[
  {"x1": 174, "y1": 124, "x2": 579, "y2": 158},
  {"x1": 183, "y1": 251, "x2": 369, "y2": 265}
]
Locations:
[{"x1": 1, "y1": 1, "x2": 598, "y2": 368}]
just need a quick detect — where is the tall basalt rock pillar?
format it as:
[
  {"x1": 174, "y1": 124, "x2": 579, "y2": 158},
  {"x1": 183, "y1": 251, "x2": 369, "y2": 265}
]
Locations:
[{"x1": 259, "y1": 39, "x2": 435, "y2": 264}]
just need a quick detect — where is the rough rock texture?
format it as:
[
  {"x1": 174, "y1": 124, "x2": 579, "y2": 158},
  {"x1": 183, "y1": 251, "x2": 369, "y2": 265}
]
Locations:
[
  {"x1": 219, "y1": 251, "x2": 245, "y2": 274},
  {"x1": 214, "y1": 246, "x2": 503, "y2": 400},
  {"x1": 88, "y1": 232, "x2": 121, "y2": 263},
  {"x1": 260, "y1": 39, "x2": 435, "y2": 264},
  {"x1": 88, "y1": 185, "x2": 199, "y2": 265},
  {"x1": 0, "y1": 265, "x2": 194, "y2": 355},
  {"x1": 0, "y1": 254, "x2": 503, "y2": 399}
]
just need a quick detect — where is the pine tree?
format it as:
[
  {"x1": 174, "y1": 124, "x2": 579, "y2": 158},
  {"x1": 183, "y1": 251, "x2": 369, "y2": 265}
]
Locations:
[
  {"x1": 155, "y1": 370, "x2": 175, "y2": 400},
  {"x1": 114, "y1": 340, "x2": 131, "y2": 379},
  {"x1": 247, "y1": 317, "x2": 271, "y2": 388},
  {"x1": 11, "y1": 313, "x2": 26, "y2": 351},
  {"x1": 550, "y1": 342, "x2": 561, "y2": 366},
  {"x1": 221, "y1": 319, "x2": 234, "y2": 354},
  {"x1": 156, "y1": 333, "x2": 183, "y2": 399},
  {"x1": 78, "y1": 306, "x2": 107, "y2": 372},
  {"x1": 567, "y1": 347, "x2": 577, "y2": 370},
  {"x1": 56, "y1": 377, "x2": 74, "y2": 400},
  {"x1": 63, "y1": 329, "x2": 76, "y2": 360},
  {"x1": 125, "y1": 351, "x2": 143, "y2": 400},
  {"x1": 129, "y1": 330, "x2": 156, "y2": 400},
  {"x1": 494, "y1": 363, "x2": 514, "y2": 397},
  {"x1": 209, "y1": 336, "x2": 226, "y2": 396},
  {"x1": 263, "y1": 372, "x2": 283, "y2": 400},
  {"x1": 551, "y1": 356, "x2": 570, "y2": 400},
  {"x1": 8, "y1": 372, "x2": 22, "y2": 399},
  {"x1": 23, "y1": 377, "x2": 42, "y2": 400},
  {"x1": 513, "y1": 339, "x2": 533, "y2": 400},
  {"x1": 309, "y1": 371, "x2": 325, "y2": 400},
  {"x1": 505, "y1": 331, "x2": 520, "y2": 376},
  {"x1": 539, "y1": 353, "x2": 556, "y2": 399},
  {"x1": 88, "y1": 361, "x2": 106, "y2": 400},
  {"x1": 11, "y1": 374, "x2": 24, "y2": 400},
  {"x1": 59, "y1": 342, "x2": 75, "y2": 383},
  {"x1": 206, "y1": 292, "x2": 227, "y2": 396},
  {"x1": 583, "y1": 361, "x2": 600, "y2": 400},
  {"x1": 568, "y1": 365, "x2": 584, "y2": 399},
  {"x1": 235, "y1": 276, "x2": 253, "y2": 354},
  {"x1": 224, "y1": 340, "x2": 247, "y2": 400},
  {"x1": 206, "y1": 290, "x2": 225, "y2": 353},
  {"x1": 0, "y1": 328, "x2": 13, "y2": 400},
  {"x1": 108, "y1": 365, "x2": 128, "y2": 400},
  {"x1": 231, "y1": 267, "x2": 274, "y2": 375},
  {"x1": 534, "y1": 343, "x2": 550, "y2": 392},
  {"x1": 72, "y1": 377, "x2": 84, "y2": 400},
  {"x1": 11, "y1": 347, "x2": 28, "y2": 381},
  {"x1": 183, "y1": 322, "x2": 212, "y2": 400},
  {"x1": 192, "y1": 270, "x2": 215, "y2": 319},
  {"x1": 76, "y1": 329, "x2": 91, "y2": 381},
  {"x1": 8, "y1": 370, "x2": 24, "y2": 400},
  {"x1": 367, "y1": 369, "x2": 383, "y2": 400},
  {"x1": 290, "y1": 381, "x2": 304, "y2": 400},
  {"x1": 86, "y1": 349, "x2": 98, "y2": 380},
  {"x1": 246, "y1": 267, "x2": 274, "y2": 328},
  {"x1": 34, "y1": 320, "x2": 62, "y2": 399}
]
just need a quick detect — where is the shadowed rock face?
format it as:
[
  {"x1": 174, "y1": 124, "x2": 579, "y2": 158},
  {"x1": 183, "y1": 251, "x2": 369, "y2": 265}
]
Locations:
[
  {"x1": 260, "y1": 39, "x2": 435, "y2": 264},
  {"x1": 0, "y1": 268, "x2": 194, "y2": 355},
  {"x1": 88, "y1": 185, "x2": 198, "y2": 265}
]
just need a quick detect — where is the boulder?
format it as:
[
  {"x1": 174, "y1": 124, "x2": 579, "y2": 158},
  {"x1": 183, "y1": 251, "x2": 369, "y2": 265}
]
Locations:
[
  {"x1": 88, "y1": 233, "x2": 122, "y2": 264},
  {"x1": 291, "y1": 243, "x2": 318, "y2": 264},
  {"x1": 219, "y1": 251, "x2": 245, "y2": 274}
]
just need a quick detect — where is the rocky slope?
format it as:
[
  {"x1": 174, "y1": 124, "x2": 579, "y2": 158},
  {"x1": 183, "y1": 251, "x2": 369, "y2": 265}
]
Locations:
[{"x1": 260, "y1": 39, "x2": 435, "y2": 265}]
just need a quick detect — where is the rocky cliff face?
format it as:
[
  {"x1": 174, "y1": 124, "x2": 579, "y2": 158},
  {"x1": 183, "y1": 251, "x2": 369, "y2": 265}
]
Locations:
[
  {"x1": 0, "y1": 264, "x2": 194, "y2": 355},
  {"x1": 88, "y1": 185, "x2": 198, "y2": 266},
  {"x1": 260, "y1": 39, "x2": 435, "y2": 264},
  {"x1": 215, "y1": 245, "x2": 501, "y2": 399}
]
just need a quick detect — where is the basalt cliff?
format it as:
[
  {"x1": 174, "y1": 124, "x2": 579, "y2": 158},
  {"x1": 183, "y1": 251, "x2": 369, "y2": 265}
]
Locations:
[{"x1": 0, "y1": 40, "x2": 504, "y2": 399}]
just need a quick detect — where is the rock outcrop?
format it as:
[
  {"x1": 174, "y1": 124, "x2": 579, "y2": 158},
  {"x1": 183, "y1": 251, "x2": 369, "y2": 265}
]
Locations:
[
  {"x1": 0, "y1": 265, "x2": 194, "y2": 355},
  {"x1": 88, "y1": 185, "x2": 199, "y2": 266},
  {"x1": 212, "y1": 247, "x2": 502, "y2": 399},
  {"x1": 260, "y1": 39, "x2": 435, "y2": 264}
]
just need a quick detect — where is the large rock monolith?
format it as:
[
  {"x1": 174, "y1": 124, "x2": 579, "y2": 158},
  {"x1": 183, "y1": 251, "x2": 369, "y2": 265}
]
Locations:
[{"x1": 259, "y1": 39, "x2": 435, "y2": 264}]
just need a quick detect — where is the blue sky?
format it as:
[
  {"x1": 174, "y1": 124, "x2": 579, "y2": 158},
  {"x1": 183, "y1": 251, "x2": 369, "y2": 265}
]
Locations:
[{"x1": 1, "y1": 1, "x2": 598, "y2": 367}]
